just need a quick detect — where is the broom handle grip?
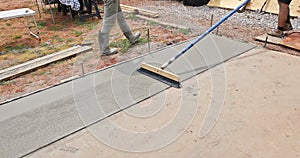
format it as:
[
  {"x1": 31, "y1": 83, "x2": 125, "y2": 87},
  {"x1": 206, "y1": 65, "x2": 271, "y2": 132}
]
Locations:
[{"x1": 161, "y1": 0, "x2": 250, "y2": 70}]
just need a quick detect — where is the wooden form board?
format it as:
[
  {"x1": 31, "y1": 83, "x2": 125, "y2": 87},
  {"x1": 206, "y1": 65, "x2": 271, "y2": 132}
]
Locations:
[
  {"x1": 254, "y1": 33, "x2": 281, "y2": 45},
  {"x1": 120, "y1": 4, "x2": 159, "y2": 18},
  {"x1": 208, "y1": 0, "x2": 300, "y2": 17},
  {"x1": 0, "y1": 45, "x2": 92, "y2": 81},
  {"x1": 135, "y1": 15, "x2": 190, "y2": 30},
  {"x1": 254, "y1": 32, "x2": 300, "y2": 50}
]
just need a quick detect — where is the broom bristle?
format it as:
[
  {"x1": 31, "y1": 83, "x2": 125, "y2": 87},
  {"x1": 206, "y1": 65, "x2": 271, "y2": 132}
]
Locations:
[{"x1": 138, "y1": 63, "x2": 181, "y2": 88}]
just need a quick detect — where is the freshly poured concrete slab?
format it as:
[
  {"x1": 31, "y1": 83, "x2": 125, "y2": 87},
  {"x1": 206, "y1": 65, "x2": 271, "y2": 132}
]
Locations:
[
  {"x1": 73, "y1": 35, "x2": 255, "y2": 127},
  {"x1": 25, "y1": 48, "x2": 300, "y2": 158},
  {"x1": 0, "y1": 35, "x2": 255, "y2": 158}
]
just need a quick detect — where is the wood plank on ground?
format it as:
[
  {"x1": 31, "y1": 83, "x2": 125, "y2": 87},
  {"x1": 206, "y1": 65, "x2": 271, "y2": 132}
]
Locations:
[
  {"x1": 208, "y1": 0, "x2": 250, "y2": 10},
  {"x1": 254, "y1": 33, "x2": 281, "y2": 45},
  {"x1": 120, "y1": 4, "x2": 159, "y2": 18},
  {"x1": 254, "y1": 32, "x2": 300, "y2": 50},
  {"x1": 207, "y1": 0, "x2": 300, "y2": 17},
  {"x1": 135, "y1": 15, "x2": 190, "y2": 30},
  {"x1": 0, "y1": 45, "x2": 92, "y2": 81},
  {"x1": 280, "y1": 32, "x2": 300, "y2": 50}
]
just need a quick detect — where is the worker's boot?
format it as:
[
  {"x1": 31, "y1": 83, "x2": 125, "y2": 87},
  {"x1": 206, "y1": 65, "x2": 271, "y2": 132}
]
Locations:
[
  {"x1": 283, "y1": 23, "x2": 293, "y2": 31},
  {"x1": 98, "y1": 32, "x2": 118, "y2": 56},
  {"x1": 124, "y1": 31, "x2": 141, "y2": 45},
  {"x1": 267, "y1": 29, "x2": 284, "y2": 38}
]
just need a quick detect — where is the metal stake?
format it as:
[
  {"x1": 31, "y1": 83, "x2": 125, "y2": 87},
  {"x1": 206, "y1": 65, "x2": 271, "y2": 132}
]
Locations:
[
  {"x1": 210, "y1": 14, "x2": 213, "y2": 27},
  {"x1": 264, "y1": 36, "x2": 268, "y2": 47},
  {"x1": 81, "y1": 63, "x2": 85, "y2": 76},
  {"x1": 147, "y1": 28, "x2": 150, "y2": 52}
]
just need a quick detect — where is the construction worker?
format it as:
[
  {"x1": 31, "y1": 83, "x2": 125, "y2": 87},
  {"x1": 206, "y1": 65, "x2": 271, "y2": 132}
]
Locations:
[
  {"x1": 267, "y1": 0, "x2": 293, "y2": 38},
  {"x1": 99, "y1": 0, "x2": 141, "y2": 56}
]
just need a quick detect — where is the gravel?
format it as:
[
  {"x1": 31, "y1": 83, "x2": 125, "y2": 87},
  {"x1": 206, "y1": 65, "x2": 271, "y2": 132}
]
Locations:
[
  {"x1": 137, "y1": 1, "x2": 299, "y2": 32},
  {"x1": 144, "y1": 5, "x2": 275, "y2": 29},
  {"x1": 132, "y1": 1, "x2": 299, "y2": 56}
]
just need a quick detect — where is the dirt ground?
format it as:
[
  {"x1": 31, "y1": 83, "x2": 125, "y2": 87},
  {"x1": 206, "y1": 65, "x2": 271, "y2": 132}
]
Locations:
[
  {"x1": 0, "y1": 0, "x2": 191, "y2": 102},
  {"x1": 0, "y1": 0, "x2": 299, "y2": 103},
  {"x1": 0, "y1": 0, "x2": 105, "y2": 69}
]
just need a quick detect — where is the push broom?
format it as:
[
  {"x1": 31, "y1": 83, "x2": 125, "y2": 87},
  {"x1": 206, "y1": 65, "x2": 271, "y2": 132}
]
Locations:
[{"x1": 138, "y1": 0, "x2": 250, "y2": 88}]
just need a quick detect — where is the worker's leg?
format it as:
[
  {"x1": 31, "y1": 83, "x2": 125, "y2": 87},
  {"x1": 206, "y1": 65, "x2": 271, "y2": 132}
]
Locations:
[
  {"x1": 279, "y1": 0, "x2": 293, "y2": 31},
  {"x1": 278, "y1": 1, "x2": 289, "y2": 29},
  {"x1": 268, "y1": 0, "x2": 292, "y2": 37},
  {"x1": 116, "y1": 2, "x2": 140, "y2": 45},
  {"x1": 283, "y1": 3, "x2": 293, "y2": 31},
  {"x1": 98, "y1": 0, "x2": 118, "y2": 55}
]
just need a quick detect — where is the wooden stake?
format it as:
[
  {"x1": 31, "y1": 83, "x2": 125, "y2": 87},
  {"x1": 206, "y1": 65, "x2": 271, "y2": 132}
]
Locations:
[
  {"x1": 81, "y1": 63, "x2": 85, "y2": 76},
  {"x1": 147, "y1": 28, "x2": 150, "y2": 52}
]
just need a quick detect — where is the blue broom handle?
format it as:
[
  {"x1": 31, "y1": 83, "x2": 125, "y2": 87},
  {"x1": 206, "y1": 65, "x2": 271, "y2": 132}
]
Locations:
[{"x1": 161, "y1": 0, "x2": 250, "y2": 69}]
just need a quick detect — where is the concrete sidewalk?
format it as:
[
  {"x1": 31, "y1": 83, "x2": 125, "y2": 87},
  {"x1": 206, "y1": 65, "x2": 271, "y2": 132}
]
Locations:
[{"x1": 25, "y1": 48, "x2": 300, "y2": 158}]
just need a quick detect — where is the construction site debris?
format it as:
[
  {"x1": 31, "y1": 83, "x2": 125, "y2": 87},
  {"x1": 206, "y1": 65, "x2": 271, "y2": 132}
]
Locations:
[{"x1": 0, "y1": 46, "x2": 92, "y2": 81}]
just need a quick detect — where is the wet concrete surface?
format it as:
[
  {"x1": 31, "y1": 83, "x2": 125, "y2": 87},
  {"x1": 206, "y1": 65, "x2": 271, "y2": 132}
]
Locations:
[
  {"x1": 0, "y1": 35, "x2": 254, "y2": 158},
  {"x1": 24, "y1": 48, "x2": 300, "y2": 158}
]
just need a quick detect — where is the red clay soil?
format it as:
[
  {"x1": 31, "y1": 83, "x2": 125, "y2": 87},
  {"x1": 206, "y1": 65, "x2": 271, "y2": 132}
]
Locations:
[
  {"x1": 0, "y1": 0, "x2": 97, "y2": 52},
  {"x1": 0, "y1": 0, "x2": 190, "y2": 102}
]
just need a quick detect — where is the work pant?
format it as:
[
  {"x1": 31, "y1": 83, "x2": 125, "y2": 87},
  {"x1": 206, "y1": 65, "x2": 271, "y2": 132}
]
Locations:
[{"x1": 100, "y1": 0, "x2": 131, "y2": 34}]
